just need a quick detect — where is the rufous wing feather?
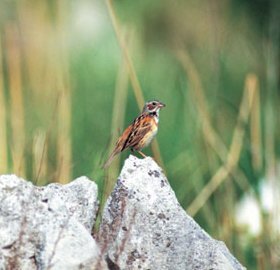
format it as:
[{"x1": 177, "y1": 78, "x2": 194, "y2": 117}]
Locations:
[{"x1": 123, "y1": 115, "x2": 154, "y2": 150}]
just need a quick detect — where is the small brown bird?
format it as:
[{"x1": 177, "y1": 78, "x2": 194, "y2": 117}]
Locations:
[{"x1": 103, "y1": 100, "x2": 165, "y2": 168}]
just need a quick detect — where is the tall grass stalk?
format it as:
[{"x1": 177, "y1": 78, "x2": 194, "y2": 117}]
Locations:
[
  {"x1": 54, "y1": 3, "x2": 72, "y2": 184},
  {"x1": 104, "y1": 50, "x2": 129, "y2": 199},
  {"x1": 250, "y1": 80, "x2": 262, "y2": 172},
  {"x1": 187, "y1": 73, "x2": 256, "y2": 216},
  {"x1": 105, "y1": 0, "x2": 164, "y2": 168},
  {"x1": 33, "y1": 130, "x2": 47, "y2": 185},
  {"x1": 56, "y1": 90, "x2": 72, "y2": 184},
  {"x1": 0, "y1": 37, "x2": 7, "y2": 174},
  {"x1": 177, "y1": 50, "x2": 251, "y2": 198},
  {"x1": 5, "y1": 23, "x2": 26, "y2": 177},
  {"x1": 105, "y1": 0, "x2": 145, "y2": 108},
  {"x1": 18, "y1": 1, "x2": 49, "y2": 96},
  {"x1": 264, "y1": 7, "x2": 280, "y2": 267}
]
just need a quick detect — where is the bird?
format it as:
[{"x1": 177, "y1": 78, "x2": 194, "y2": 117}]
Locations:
[{"x1": 103, "y1": 100, "x2": 165, "y2": 168}]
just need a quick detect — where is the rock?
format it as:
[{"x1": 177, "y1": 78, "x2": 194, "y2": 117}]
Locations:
[
  {"x1": 0, "y1": 175, "x2": 107, "y2": 270},
  {"x1": 98, "y1": 155, "x2": 246, "y2": 270},
  {"x1": 0, "y1": 157, "x2": 247, "y2": 270}
]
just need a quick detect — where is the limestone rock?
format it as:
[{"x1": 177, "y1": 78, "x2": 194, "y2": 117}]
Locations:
[
  {"x1": 98, "y1": 155, "x2": 246, "y2": 270},
  {"x1": 0, "y1": 175, "x2": 106, "y2": 270}
]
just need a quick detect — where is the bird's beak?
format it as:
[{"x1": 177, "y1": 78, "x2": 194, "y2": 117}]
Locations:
[{"x1": 158, "y1": 102, "x2": 166, "y2": 108}]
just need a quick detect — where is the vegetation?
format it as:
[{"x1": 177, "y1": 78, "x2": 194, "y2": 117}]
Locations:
[{"x1": 0, "y1": 0, "x2": 279, "y2": 269}]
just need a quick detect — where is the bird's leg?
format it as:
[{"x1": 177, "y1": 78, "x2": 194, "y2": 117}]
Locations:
[{"x1": 137, "y1": 150, "x2": 147, "y2": 158}]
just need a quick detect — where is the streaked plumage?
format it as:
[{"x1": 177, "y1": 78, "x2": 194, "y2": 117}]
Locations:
[{"x1": 103, "y1": 100, "x2": 165, "y2": 168}]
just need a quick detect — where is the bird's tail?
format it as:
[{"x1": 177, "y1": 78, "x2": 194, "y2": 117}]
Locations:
[{"x1": 102, "y1": 150, "x2": 117, "y2": 169}]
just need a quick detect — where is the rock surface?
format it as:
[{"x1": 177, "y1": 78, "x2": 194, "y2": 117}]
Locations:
[
  {"x1": 0, "y1": 156, "x2": 246, "y2": 270},
  {"x1": 98, "y1": 155, "x2": 246, "y2": 270},
  {"x1": 0, "y1": 175, "x2": 106, "y2": 270}
]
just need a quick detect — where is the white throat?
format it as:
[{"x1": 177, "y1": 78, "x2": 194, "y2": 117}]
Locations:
[{"x1": 154, "y1": 109, "x2": 160, "y2": 124}]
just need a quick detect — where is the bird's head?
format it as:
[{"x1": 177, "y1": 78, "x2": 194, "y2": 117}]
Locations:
[{"x1": 142, "y1": 100, "x2": 166, "y2": 114}]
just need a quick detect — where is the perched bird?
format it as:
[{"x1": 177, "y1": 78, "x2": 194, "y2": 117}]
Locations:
[{"x1": 103, "y1": 100, "x2": 165, "y2": 168}]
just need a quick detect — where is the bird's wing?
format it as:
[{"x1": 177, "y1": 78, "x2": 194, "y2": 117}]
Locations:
[
  {"x1": 103, "y1": 114, "x2": 152, "y2": 169},
  {"x1": 121, "y1": 114, "x2": 153, "y2": 150},
  {"x1": 115, "y1": 124, "x2": 134, "y2": 152}
]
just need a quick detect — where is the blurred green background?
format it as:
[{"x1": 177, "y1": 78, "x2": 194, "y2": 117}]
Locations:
[{"x1": 0, "y1": 0, "x2": 279, "y2": 269}]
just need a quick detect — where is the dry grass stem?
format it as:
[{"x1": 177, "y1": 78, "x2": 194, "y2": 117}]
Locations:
[
  {"x1": 250, "y1": 80, "x2": 262, "y2": 171},
  {"x1": 56, "y1": 88, "x2": 72, "y2": 184},
  {"x1": 105, "y1": 0, "x2": 164, "y2": 167},
  {"x1": 105, "y1": 50, "x2": 129, "y2": 198},
  {"x1": 33, "y1": 130, "x2": 48, "y2": 185},
  {"x1": 5, "y1": 24, "x2": 26, "y2": 177},
  {"x1": 176, "y1": 49, "x2": 228, "y2": 159},
  {"x1": 176, "y1": 50, "x2": 251, "y2": 195},
  {"x1": 18, "y1": 1, "x2": 49, "y2": 96},
  {"x1": 105, "y1": 0, "x2": 145, "y2": 108},
  {"x1": 55, "y1": 5, "x2": 72, "y2": 184},
  {"x1": 0, "y1": 36, "x2": 8, "y2": 173},
  {"x1": 187, "y1": 73, "x2": 256, "y2": 216},
  {"x1": 264, "y1": 33, "x2": 279, "y2": 257}
]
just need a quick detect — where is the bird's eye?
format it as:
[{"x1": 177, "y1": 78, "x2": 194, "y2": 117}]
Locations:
[{"x1": 152, "y1": 102, "x2": 156, "y2": 105}]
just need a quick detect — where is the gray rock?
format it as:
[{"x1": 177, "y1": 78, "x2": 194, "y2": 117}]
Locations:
[
  {"x1": 98, "y1": 155, "x2": 246, "y2": 270},
  {"x1": 0, "y1": 175, "x2": 107, "y2": 270}
]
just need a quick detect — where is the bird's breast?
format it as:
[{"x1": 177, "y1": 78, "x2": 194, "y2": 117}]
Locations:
[{"x1": 140, "y1": 119, "x2": 158, "y2": 149}]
